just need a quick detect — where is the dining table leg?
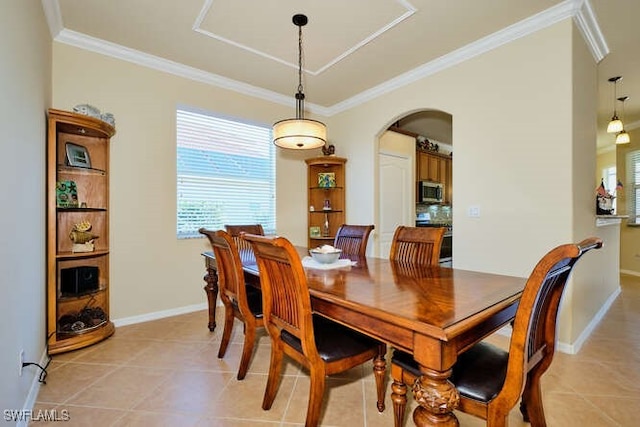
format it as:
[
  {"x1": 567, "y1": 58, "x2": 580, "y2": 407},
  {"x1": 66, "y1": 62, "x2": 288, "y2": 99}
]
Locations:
[
  {"x1": 203, "y1": 264, "x2": 218, "y2": 331},
  {"x1": 411, "y1": 368, "x2": 460, "y2": 426}
]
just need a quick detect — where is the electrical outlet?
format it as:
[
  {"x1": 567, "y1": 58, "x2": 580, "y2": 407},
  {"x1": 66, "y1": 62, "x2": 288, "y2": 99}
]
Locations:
[{"x1": 19, "y1": 350, "x2": 24, "y2": 376}]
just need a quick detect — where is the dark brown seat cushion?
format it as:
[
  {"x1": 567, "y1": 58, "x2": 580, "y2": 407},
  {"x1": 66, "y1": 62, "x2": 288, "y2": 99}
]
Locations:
[
  {"x1": 391, "y1": 341, "x2": 509, "y2": 402},
  {"x1": 282, "y1": 315, "x2": 380, "y2": 362}
]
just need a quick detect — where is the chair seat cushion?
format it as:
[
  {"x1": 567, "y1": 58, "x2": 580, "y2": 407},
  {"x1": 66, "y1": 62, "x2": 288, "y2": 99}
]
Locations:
[
  {"x1": 245, "y1": 286, "x2": 263, "y2": 318},
  {"x1": 392, "y1": 341, "x2": 508, "y2": 403},
  {"x1": 282, "y1": 315, "x2": 379, "y2": 362}
]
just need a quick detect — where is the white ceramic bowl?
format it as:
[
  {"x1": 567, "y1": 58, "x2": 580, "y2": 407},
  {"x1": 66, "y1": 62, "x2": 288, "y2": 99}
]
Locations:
[{"x1": 309, "y1": 249, "x2": 341, "y2": 264}]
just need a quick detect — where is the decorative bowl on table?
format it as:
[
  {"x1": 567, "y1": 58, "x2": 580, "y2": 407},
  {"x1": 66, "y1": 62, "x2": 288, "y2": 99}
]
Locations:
[{"x1": 309, "y1": 245, "x2": 342, "y2": 264}]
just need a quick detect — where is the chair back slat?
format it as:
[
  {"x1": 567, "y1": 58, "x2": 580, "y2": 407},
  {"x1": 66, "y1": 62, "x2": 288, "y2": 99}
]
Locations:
[
  {"x1": 243, "y1": 234, "x2": 316, "y2": 349},
  {"x1": 389, "y1": 226, "x2": 445, "y2": 265},
  {"x1": 333, "y1": 224, "x2": 374, "y2": 257},
  {"x1": 225, "y1": 224, "x2": 264, "y2": 263},
  {"x1": 199, "y1": 228, "x2": 246, "y2": 309},
  {"x1": 505, "y1": 237, "x2": 603, "y2": 393}
]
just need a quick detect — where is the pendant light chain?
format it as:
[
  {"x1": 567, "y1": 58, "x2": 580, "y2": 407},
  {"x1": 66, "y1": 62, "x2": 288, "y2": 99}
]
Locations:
[
  {"x1": 272, "y1": 14, "x2": 327, "y2": 150},
  {"x1": 295, "y1": 22, "x2": 306, "y2": 120}
]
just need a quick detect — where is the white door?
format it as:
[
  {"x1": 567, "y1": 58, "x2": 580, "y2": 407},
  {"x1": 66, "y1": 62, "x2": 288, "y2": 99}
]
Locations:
[{"x1": 377, "y1": 151, "x2": 413, "y2": 257}]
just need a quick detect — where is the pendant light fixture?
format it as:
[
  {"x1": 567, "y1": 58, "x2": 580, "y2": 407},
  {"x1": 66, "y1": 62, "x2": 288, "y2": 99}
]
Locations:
[
  {"x1": 615, "y1": 96, "x2": 630, "y2": 144},
  {"x1": 272, "y1": 14, "x2": 327, "y2": 150},
  {"x1": 606, "y1": 76, "x2": 624, "y2": 133}
]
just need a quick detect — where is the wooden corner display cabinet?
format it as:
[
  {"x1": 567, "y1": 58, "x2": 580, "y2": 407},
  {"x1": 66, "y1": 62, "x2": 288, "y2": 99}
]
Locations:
[
  {"x1": 306, "y1": 156, "x2": 346, "y2": 249},
  {"x1": 46, "y1": 108, "x2": 116, "y2": 354}
]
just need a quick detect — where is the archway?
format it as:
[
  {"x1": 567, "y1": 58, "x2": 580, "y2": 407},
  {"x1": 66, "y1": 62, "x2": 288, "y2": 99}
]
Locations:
[{"x1": 375, "y1": 109, "x2": 453, "y2": 257}]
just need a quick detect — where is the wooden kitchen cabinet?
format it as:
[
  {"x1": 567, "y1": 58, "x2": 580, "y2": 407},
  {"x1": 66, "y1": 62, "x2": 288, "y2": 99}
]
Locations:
[
  {"x1": 306, "y1": 156, "x2": 346, "y2": 249},
  {"x1": 46, "y1": 108, "x2": 116, "y2": 354},
  {"x1": 416, "y1": 150, "x2": 452, "y2": 204}
]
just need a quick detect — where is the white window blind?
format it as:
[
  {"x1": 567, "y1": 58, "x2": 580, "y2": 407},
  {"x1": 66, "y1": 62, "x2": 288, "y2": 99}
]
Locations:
[
  {"x1": 627, "y1": 150, "x2": 640, "y2": 224},
  {"x1": 176, "y1": 108, "x2": 275, "y2": 239}
]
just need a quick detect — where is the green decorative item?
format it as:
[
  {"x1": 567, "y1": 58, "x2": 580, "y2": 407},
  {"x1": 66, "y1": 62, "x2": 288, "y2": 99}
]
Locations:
[
  {"x1": 318, "y1": 172, "x2": 336, "y2": 188},
  {"x1": 56, "y1": 180, "x2": 79, "y2": 208}
]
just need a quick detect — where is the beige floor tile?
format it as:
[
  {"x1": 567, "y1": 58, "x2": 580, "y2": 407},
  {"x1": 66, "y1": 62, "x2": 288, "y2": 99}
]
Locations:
[
  {"x1": 542, "y1": 392, "x2": 618, "y2": 426},
  {"x1": 35, "y1": 362, "x2": 116, "y2": 404},
  {"x1": 65, "y1": 366, "x2": 171, "y2": 409},
  {"x1": 29, "y1": 405, "x2": 126, "y2": 426},
  {"x1": 582, "y1": 395, "x2": 640, "y2": 426},
  {"x1": 113, "y1": 410, "x2": 200, "y2": 427},
  {"x1": 32, "y1": 275, "x2": 640, "y2": 426},
  {"x1": 209, "y1": 372, "x2": 295, "y2": 422},
  {"x1": 133, "y1": 370, "x2": 233, "y2": 415}
]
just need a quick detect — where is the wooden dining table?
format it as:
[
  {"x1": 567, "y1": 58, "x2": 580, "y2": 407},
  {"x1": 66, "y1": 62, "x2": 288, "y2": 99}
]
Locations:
[{"x1": 201, "y1": 249, "x2": 526, "y2": 427}]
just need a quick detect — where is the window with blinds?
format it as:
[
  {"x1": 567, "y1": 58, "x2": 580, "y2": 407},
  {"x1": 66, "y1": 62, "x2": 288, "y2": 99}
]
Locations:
[
  {"x1": 627, "y1": 150, "x2": 640, "y2": 224},
  {"x1": 176, "y1": 108, "x2": 275, "y2": 239}
]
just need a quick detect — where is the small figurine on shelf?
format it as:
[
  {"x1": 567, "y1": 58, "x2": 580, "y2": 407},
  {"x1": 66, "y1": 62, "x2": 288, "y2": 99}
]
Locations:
[
  {"x1": 323, "y1": 199, "x2": 331, "y2": 210},
  {"x1": 322, "y1": 143, "x2": 335, "y2": 156},
  {"x1": 596, "y1": 179, "x2": 615, "y2": 215},
  {"x1": 322, "y1": 214, "x2": 330, "y2": 237},
  {"x1": 69, "y1": 220, "x2": 99, "y2": 252}
]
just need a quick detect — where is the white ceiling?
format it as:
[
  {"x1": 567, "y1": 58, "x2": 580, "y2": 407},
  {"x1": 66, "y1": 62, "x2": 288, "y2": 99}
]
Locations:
[{"x1": 44, "y1": 0, "x2": 640, "y2": 149}]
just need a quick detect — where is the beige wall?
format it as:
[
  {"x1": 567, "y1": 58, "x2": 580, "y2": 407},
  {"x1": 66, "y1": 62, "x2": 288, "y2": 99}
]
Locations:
[
  {"x1": 617, "y1": 126, "x2": 640, "y2": 274},
  {"x1": 329, "y1": 20, "x2": 614, "y2": 350},
  {"x1": 0, "y1": 0, "x2": 51, "y2": 412},
  {"x1": 566, "y1": 23, "x2": 619, "y2": 346},
  {"x1": 52, "y1": 43, "x2": 312, "y2": 320},
  {"x1": 50, "y1": 18, "x2": 617, "y2": 351}
]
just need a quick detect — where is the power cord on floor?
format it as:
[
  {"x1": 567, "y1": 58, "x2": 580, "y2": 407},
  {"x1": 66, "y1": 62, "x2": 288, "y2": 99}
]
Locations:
[{"x1": 22, "y1": 359, "x2": 50, "y2": 384}]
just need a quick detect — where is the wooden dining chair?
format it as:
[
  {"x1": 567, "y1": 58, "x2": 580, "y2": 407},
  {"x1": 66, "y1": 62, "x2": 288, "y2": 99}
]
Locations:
[
  {"x1": 241, "y1": 233, "x2": 387, "y2": 427},
  {"x1": 199, "y1": 228, "x2": 264, "y2": 380},
  {"x1": 389, "y1": 225, "x2": 445, "y2": 265},
  {"x1": 389, "y1": 237, "x2": 603, "y2": 427},
  {"x1": 333, "y1": 224, "x2": 374, "y2": 257},
  {"x1": 225, "y1": 224, "x2": 264, "y2": 264}
]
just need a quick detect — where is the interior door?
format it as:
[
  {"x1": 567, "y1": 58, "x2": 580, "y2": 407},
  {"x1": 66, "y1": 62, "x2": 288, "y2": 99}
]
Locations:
[{"x1": 377, "y1": 151, "x2": 413, "y2": 257}]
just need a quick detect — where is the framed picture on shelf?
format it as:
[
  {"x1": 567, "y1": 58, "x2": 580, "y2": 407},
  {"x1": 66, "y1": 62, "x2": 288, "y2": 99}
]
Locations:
[
  {"x1": 317, "y1": 172, "x2": 336, "y2": 188},
  {"x1": 309, "y1": 226, "x2": 321, "y2": 238},
  {"x1": 56, "y1": 180, "x2": 79, "y2": 208},
  {"x1": 65, "y1": 142, "x2": 91, "y2": 168}
]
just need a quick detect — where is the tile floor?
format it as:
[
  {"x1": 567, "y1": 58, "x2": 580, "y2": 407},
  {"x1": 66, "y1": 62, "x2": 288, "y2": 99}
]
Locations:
[{"x1": 32, "y1": 275, "x2": 640, "y2": 426}]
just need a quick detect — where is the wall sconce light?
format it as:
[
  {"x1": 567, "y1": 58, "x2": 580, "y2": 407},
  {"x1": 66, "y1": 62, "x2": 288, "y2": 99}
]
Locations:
[
  {"x1": 607, "y1": 76, "x2": 624, "y2": 133},
  {"x1": 272, "y1": 14, "x2": 327, "y2": 150},
  {"x1": 615, "y1": 96, "x2": 630, "y2": 144}
]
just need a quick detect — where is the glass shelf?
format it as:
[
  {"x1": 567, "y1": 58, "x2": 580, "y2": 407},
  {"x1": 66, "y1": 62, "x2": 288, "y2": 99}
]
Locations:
[
  {"x1": 57, "y1": 207, "x2": 107, "y2": 212},
  {"x1": 57, "y1": 164, "x2": 106, "y2": 176}
]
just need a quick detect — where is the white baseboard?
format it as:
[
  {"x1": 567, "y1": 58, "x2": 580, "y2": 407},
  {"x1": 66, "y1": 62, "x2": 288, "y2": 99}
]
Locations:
[
  {"x1": 620, "y1": 269, "x2": 640, "y2": 277},
  {"x1": 112, "y1": 302, "x2": 208, "y2": 327},
  {"x1": 17, "y1": 349, "x2": 50, "y2": 427},
  {"x1": 496, "y1": 285, "x2": 622, "y2": 355},
  {"x1": 556, "y1": 286, "x2": 621, "y2": 354}
]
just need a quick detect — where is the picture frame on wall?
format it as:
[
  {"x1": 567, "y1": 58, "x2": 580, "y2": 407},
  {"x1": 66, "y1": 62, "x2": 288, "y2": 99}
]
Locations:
[{"x1": 65, "y1": 142, "x2": 91, "y2": 168}]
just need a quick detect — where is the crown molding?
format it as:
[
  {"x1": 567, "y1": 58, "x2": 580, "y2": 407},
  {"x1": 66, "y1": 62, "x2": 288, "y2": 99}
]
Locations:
[
  {"x1": 53, "y1": 28, "x2": 332, "y2": 117},
  {"x1": 41, "y1": 0, "x2": 63, "y2": 39},
  {"x1": 45, "y1": 0, "x2": 606, "y2": 117},
  {"x1": 573, "y1": 0, "x2": 609, "y2": 62},
  {"x1": 328, "y1": 0, "x2": 606, "y2": 115},
  {"x1": 627, "y1": 119, "x2": 640, "y2": 131}
]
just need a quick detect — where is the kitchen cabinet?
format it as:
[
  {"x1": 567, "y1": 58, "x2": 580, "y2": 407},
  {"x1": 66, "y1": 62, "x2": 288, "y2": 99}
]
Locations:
[
  {"x1": 306, "y1": 156, "x2": 346, "y2": 249},
  {"x1": 46, "y1": 108, "x2": 116, "y2": 354},
  {"x1": 416, "y1": 150, "x2": 452, "y2": 204}
]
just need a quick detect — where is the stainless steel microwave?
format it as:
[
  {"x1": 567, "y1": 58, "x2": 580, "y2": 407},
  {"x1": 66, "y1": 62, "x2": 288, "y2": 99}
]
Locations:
[{"x1": 419, "y1": 181, "x2": 443, "y2": 203}]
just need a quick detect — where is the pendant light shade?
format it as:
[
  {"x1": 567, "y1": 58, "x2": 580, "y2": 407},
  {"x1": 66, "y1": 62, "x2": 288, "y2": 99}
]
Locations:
[
  {"x1": 273, "y1": 14, "x2": 327, "y2": 150},
  {"x1": 607, "y1": 117, "x2": 623, "y2": 134},
  {"x1": 273, "y1": 118, "x2": 326, "y2": 149},
  {"x1": 615, "y1": 96, "x2": 630, "y2": 144},
  {"x1": 607, "y1": 76, "x2": 624, "y2": 133},
  {"x1": 616, "y1": 130, "x2": 630, "y2": 144}
]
